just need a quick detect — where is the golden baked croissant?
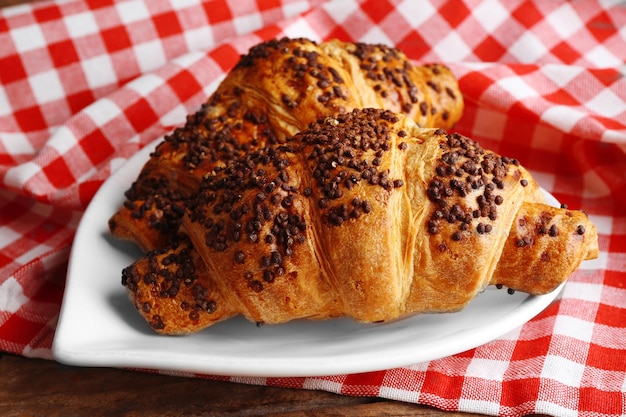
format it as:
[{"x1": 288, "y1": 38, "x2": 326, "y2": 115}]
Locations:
[
  {"x1": 108, "y1": 37, "x2": 464, "y2": 252},
  {"x1": 121, "y1": 108, "x2": 598, "y2": 335}
]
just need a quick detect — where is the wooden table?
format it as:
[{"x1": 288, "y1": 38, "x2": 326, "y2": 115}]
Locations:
[
  {"x1": 2, "y1": 352, "x2": 490, "y2": 416},
  {"x1": 0, "y1": 1, "x2": 535, "y2": 415}
]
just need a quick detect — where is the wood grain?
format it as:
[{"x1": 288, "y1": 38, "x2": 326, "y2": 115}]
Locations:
[
  {"x1": 0, "y1": 0, "x2": 33, "y2": 6},
  {"x1": 0, "y1": 353, "x2": 486, "y2": 417}
]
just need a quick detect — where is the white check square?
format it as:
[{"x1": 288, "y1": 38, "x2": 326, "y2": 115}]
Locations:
[{"x1": 10, "y1": 24, "x2": 46, "y2": 53}]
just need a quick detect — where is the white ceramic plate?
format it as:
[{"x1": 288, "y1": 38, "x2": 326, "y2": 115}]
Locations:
[{"x1": 53, "y1": 140, "x2": 564, "y2": 377}]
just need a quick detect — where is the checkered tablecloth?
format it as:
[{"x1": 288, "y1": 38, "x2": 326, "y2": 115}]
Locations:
[{"x1": 1, "y1": 0, "x2": 624, "y2": 415}]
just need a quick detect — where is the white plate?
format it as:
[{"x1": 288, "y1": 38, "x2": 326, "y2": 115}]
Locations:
[{"x1": 52, "y1": 140, "x2": 564, "y2": 377}]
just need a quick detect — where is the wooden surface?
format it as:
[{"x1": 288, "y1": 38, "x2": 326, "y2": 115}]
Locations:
[
  {"x1": 1, "y1": 353, "x2": 488, "y2": 417},
  {"x1": 0, "y1": 1, "x2": 532, "y2": 416},
  {"x1": 1, "y1": 0, "x2": 31, "y2": 6}
]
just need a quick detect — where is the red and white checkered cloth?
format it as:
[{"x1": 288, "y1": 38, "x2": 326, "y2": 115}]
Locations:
[{"x1": 1, "y1": 0, "x2": 625, "y2": 415}]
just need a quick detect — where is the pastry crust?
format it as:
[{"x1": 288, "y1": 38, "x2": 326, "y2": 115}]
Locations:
[{"x1": 121, "y1": 109, "x2": 598, "y2": 334}]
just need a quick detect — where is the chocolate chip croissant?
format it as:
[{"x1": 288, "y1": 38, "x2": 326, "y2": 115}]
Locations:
[
  {"x1": 108, "y1": 37, "x2": 464, "y2": 252},
  {"x1": 121, "y1": 108, "x2": 598, "y2": 335}
]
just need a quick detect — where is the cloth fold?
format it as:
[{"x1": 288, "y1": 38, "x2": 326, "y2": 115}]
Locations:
[{"x1": 1, "y1": 1, "x2": 625, "y2": 416}]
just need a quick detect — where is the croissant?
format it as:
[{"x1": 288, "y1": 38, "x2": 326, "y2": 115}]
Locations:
[
  {"x1": 121, "y1": 108, "x2": 598, "y2": 335},
  {"x1": 108, "y1": 37, "x2": 464, "y2": 252}
]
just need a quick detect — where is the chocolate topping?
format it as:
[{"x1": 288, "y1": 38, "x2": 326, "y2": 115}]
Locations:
[
  {"x1": 349, "y1": 42, "x2": 425, "y2": 115},
  {"x1": 186, "y1": 108, "x2": 407, "y2": 291},
  {"x1": 296, "y1": 108, "x2": 405, "y2": 226},
  {"x1": 425, "y1": 131, "x2": 523, "y2": 241},
  {"x1": 121, "y1": 235, "x2": 218, "y2": 329}
]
